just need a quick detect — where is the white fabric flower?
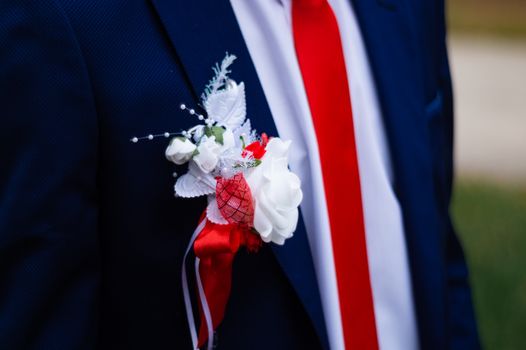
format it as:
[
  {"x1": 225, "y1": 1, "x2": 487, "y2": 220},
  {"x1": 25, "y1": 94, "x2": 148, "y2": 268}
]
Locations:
[
  {"x1": 165, "y1": 137, "x2": 196, "y2": 165},
  {"x1": 221, "y1": 129, "x2": 236, "y2": 152},
  {"x1": 246, "y1": 138, "x2": 303, "y2": 245},
  {"x1": 193, "y1": 136, "x2": 222, "y2": 173}
]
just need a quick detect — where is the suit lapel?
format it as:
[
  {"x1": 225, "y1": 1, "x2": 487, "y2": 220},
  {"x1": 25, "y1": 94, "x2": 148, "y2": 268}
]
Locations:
[
  {"x1": 149, "y1": 0, "x2": 274, "y2": 135},
  {"x1": 350, "y1": 0, "x2": 446, "y2": 348},
  {"x1": 149, "y1": 0, "x2": 329, "y2": 348}
]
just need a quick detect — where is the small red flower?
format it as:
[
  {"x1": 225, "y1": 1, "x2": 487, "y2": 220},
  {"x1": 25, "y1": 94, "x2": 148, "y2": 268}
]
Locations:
[{"x1": 242, "y1": 133, "x2": 269, "y2": 160}]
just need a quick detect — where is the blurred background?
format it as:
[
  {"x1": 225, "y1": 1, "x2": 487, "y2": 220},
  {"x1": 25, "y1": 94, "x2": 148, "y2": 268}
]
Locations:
[{"x1": 447, "y1": 0, "x2": 526, "y2": 348}]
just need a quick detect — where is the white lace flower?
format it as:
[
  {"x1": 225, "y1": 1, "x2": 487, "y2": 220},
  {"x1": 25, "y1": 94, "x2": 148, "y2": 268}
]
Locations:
[
  {"x1": 165, "y1": 137, "x2": 197, "y2": 165},
  {"x1": 246, "y1": 138, "x2": 303, "y2": 245},
  {"x1": 193, "y1": 136, "x2": 222, "y2": 173}
]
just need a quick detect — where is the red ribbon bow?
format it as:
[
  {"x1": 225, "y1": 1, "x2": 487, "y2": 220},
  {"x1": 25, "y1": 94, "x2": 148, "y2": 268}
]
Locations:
[{"x1": 194, "y1": 220, "x2": 261, "y2": 347}]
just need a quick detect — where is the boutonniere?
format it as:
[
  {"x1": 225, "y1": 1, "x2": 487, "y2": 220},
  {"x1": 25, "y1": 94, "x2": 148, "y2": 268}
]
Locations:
[{"x1": 132, "y1": 54, "x2": 303, "y2": 350}]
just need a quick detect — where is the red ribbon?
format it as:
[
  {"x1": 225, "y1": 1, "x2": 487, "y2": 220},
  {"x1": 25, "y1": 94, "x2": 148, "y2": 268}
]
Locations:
[{"x1": 193, "y1": 219, "x2": 261, "y2": 348}]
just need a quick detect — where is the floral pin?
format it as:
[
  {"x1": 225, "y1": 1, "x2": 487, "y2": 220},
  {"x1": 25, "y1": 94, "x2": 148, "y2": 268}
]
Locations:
[{"x1": 132, "y1": 54, "x2": 303, "y2": 350}]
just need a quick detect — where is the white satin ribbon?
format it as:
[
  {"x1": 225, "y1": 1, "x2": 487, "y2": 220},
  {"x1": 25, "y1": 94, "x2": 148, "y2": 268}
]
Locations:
[{"x1": 182, "y1": 219, "x2": 214, "y2": 350}]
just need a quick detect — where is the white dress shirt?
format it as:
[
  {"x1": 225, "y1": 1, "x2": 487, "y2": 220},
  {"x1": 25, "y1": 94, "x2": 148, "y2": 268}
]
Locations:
[{"x1": 229, "y1": 0, "x2": 419, "y2": 349}]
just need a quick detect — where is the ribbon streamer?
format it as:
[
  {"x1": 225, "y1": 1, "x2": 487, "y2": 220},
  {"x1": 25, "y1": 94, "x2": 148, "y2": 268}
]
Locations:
[
  {"x1": 182, "y1": 217, "x2": 262, "y2": 350},
  {"x1": 182, "y1": 219, "x2": 213, "y2": 350},
  {"x1": 195, "y1": 258, "x2": 214, "y2": 350}
]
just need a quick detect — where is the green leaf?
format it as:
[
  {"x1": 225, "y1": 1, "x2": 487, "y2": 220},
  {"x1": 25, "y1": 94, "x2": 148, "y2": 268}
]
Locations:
[{"x1": 204, "y1": 126, "x2": 225, "y2": 144}]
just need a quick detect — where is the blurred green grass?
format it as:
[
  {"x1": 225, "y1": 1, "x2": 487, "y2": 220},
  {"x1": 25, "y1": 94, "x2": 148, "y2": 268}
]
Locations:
[
  {"x1": 452, "y1": 179, "x2": 526, "y2": 349},
  {"x1": 448, "y1": 0, "x2": 526, "y2": 40}
]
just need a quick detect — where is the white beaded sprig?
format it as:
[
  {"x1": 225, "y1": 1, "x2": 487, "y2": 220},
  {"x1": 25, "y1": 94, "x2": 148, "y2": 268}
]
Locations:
[
  {"x1": 179, "y1": 103, "x2": 214, "y2": 126},
  {"x1": 130, "y1": 103, "x2": 209, "y2": 143},
  {"x1": 130, "y1": 132, "x2": 178, "y2": 143}
]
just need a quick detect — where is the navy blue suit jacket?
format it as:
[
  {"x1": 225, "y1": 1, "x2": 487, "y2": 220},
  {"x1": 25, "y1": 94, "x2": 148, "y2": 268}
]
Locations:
[{"x1": 1, "y1": 0, "x2": 480, "y2": 349}]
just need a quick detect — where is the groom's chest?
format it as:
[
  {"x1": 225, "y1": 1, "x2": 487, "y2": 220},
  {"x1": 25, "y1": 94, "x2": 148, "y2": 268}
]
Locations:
[{"x1": 61, "y1": 0, "x2": 438, "y2": 198}]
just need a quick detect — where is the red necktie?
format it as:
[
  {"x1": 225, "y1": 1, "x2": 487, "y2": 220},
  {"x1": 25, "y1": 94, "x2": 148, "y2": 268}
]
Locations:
[{"x1": 292, "y1": 0, "x2": 379, "y2": 348}]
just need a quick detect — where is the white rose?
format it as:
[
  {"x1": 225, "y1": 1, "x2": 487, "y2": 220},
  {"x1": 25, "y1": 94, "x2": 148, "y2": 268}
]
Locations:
[
  {"x1": 246, "y1": 138, "x2": 303, "y2": 245},
  {"x1": 165, "y1": 137, "x2": 196, "y2": 165},
  {"x1": 193, "y1": 136, "x2": 222, "y2": 173}
]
